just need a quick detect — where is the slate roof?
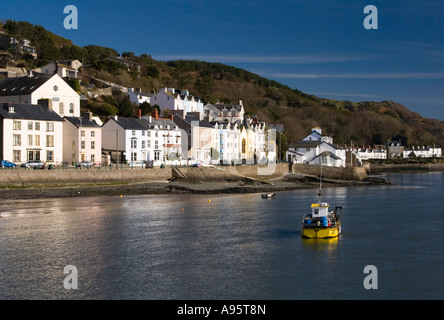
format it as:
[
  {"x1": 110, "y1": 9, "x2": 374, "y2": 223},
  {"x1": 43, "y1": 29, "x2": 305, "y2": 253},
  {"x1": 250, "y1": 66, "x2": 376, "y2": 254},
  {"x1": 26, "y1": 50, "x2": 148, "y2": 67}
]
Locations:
[
  {"x1": 114, "y1": 117, "x2": 150, "y2": 130},
  {"x1": 0, "y1": 74, "x2": 53, "y2": 96},
  {"x1": 64, "y1": 116, "x2": 101, "y2": 128},
  {"x1": 109, "y1": 117, "x2": 178, "y2": 130},
  {"x1": 0, "y1": 103, "x2": 64, "y2": 121}
]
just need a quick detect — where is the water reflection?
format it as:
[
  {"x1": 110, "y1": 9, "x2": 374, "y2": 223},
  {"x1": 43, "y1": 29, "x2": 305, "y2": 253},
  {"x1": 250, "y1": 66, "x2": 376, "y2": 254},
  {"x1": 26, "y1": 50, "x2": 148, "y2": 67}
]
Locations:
[{"x1": 1, "y1": 173, "x2": 444, "y2": 299}]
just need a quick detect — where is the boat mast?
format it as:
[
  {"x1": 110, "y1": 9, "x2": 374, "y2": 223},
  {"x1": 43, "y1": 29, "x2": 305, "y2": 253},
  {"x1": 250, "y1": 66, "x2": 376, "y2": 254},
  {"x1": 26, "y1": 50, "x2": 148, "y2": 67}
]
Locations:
[{"x1": 318, "y1": 152, "x2": 323, "y2": 202}]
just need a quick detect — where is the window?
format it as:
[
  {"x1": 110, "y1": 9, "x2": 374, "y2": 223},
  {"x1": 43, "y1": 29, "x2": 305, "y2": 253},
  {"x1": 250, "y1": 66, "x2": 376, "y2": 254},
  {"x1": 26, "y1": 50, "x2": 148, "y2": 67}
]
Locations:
[
  {"x1": 132, "y1": 130, "x2": 136, "y2": 136},
  {"x1": 131, "y1": 152, "x2": 137, "y2": 161},
  {"x1": 69, "y1": 103, "x2": 74, "y2": 113},
  {"x1": 13, "y1": 134, "x2": 21, "y2": 146},
  {"x1": 59, "y1": 102, "x2": 64, "y2": 115},
  {"x1": 81, "y1": 130, "x2": 85, "y2": 137},
  {"x1": 155, "y1": 131, "x2": 158, "y2": 138},
  {"x1": 147, "y1": 131, "x2": 151, "y2": 137},
  {"x1": 147, "y1": 140, "x2": 151, "y2": 148},
  {"x1": 321, "y1": 155, "x2": 327, "y2": 164},
  {"x1": 91, "y1": 154, "x2": 95, "y2": 163},
  {"x1": 46, "y1": 135, "x2": 54, "y2": 147},
  {"x1": 35, "y1": 122, "x2": 40, "y2": 131},
  {"x1": 91, "y1": 141, "x2": 95, "y2": 150},
  {"x1": 142, "y1": 131, "x2": 145, "y2": 136},
  {"x1": 91, "y1": 131, "x2": 95, "y2": 138},
  {"x1": 242, "y1": 139, "x2": 246, "y2": 154},
  {"x1": 13, "y1": 150, "x2": 20, "y2": 162},
  {"x1": 13, "y1": 121, "x2": 21, "y2": 130},
  {"x1": 142, "y1": 141, "x2": 146, "y2": 149},
  {"x1": 154, "y1": 151, "x2": 160, "y2": 161},
  {"x1": 28, "y1": 121, "x2": 33, "y2": 130},
  {"x1": 46, "y1": 122, "x2": 54, "y2": 132},
  {"x1": 47, "y1": 151, "x2": 53, "y2": 162},
  {"x1": 28, "y1": 135, "x2": 33, "y2": 146},
  {"x1": 131, "y1": 139, "x2": 137, "y2": 149},
  {"x1": 81, "y1": 141, "x2": 85, "y2": 149},
  {"x1": 155, "y1": 141, "x2": 159, "y2": 149},
  {"x1": 35, "y1": 135, "x2": 40, "y2": 146},
  {"x1": 72, "y1": 141, "x2": 76, "y2": 150}
]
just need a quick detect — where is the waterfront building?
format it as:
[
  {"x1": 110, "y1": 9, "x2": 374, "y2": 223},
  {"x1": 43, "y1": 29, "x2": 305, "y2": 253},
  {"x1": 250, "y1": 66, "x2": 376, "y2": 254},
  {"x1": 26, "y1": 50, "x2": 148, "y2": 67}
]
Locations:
[
  {"x1": 102, "y1": 111, "x2": 182, "y2": 166},
  {"x1": 0, "y1": 72, "x2": 81, "y2": 117},
  {"x1": 63, "y1": 111, "x2": 102, "y2": 165},
  {"x1": 0, "y1": 101, "x2": 64, "y2": 164},
  {"x1": 173, "y1": 113, "x2": 216, "y2": 164},
  {"x1": 204, "y1": 101, "x2": 245, "y2": 123},
  {"x1": 387, "y1": 140, "x2": 404, "y2": 158},
  {"x1": 403, "y1": 145, "x2": 442, "y2": 158},
  {"x1": 286, "y1": 127, "x2": 346, "y2": 167},
  {"x1": 356, "y1": 145, "x2": 387, "y2": 160}
]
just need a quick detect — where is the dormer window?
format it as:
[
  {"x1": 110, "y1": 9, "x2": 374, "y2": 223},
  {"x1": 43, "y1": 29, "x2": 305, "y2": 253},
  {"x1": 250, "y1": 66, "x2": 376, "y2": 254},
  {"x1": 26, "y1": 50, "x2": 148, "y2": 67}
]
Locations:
[{"x1": 8, "y1": 106, "x2": 14, "y2": 113}]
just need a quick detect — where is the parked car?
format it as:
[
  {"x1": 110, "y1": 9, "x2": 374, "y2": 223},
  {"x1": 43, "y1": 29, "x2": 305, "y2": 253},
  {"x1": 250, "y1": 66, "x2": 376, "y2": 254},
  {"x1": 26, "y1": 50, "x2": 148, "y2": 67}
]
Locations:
[
  {"x1": 192, "y1": 163, "x2": 203, "y2": 167},
  {"x1": 79, "y1": 161, "x2": 94, "y2": 168},
  {"x1": 24, "y1": 160, "x2": 45, "y2": 169},
  {"x1": 1, "y1": 160, "x2": 17, "y2": 168}
]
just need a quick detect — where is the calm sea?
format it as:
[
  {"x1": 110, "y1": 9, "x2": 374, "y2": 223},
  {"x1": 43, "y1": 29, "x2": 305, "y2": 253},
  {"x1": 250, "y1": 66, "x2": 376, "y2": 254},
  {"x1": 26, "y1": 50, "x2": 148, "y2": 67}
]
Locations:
[{"x1": 0, "y1": 172, "x2": 443, "y2": 300}]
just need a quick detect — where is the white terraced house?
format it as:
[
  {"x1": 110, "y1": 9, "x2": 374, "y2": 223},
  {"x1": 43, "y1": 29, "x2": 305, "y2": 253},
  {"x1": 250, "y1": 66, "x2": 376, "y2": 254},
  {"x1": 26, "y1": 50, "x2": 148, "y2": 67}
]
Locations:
[
  {"x1": 0, "y1": 102, "x2": 64, "y2": 165},
  {"x1": 101, "y1": 114, "x2": 182, "y2": 166}
]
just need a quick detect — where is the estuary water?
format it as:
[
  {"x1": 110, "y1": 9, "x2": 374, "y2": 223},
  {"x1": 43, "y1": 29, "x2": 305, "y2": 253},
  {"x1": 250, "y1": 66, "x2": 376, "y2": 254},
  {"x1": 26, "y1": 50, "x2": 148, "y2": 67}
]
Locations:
[{"x1": 0, "y1": 172, "x2": 443, "y2": 300}]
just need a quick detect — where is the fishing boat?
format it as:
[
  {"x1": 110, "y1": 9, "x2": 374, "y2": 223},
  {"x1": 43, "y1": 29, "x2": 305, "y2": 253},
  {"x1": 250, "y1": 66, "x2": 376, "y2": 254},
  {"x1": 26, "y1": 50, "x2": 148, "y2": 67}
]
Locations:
[
  {"x1": 301, "y1": 202, "x2": 343, "y2": 239},
  {"x1": 261, "y1": 193, "x2": 276, "y2": 199},
  {"x1": 301, "y1": 155, "x2": 343, "y2": 239}
]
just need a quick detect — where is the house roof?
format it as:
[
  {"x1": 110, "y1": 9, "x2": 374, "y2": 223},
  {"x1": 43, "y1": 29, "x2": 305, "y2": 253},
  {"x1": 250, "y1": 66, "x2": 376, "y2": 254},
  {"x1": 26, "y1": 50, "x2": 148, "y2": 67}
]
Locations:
[
  {"x1": 114, "y1": 117, "x2": 150, "y2": 130},
  {"x1": 212, "y1": 103, "x2": 243, "y2": 111},
  {"x1": 311, "y1": 151, "x2": 342, "y2": 161},
  {"x1": 0, "y1": 73, "x2": 53, "y2": 96},
  {"x1": 0, "y1": 103, "x2": 64, "y2": 121},
  {"x1": 149, "y1": 118, "x2": 177, "y2": 129},
  {"x1": 184, "y1": 115, "x2": 214, "y2": 128},
  {"x1": 64, "y1": 116, "x2": 100, "y2": 128},
  {"x1": 109, "y1": 117, "x2": 178, "y2": 131}
]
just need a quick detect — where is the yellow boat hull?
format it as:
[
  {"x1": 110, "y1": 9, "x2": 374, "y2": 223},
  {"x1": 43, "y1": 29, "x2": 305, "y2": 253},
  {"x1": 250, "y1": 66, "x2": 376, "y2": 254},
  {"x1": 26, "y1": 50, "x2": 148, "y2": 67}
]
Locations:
[{"x1": 301, "y1": 225, "x2": 341, "y2": 239}]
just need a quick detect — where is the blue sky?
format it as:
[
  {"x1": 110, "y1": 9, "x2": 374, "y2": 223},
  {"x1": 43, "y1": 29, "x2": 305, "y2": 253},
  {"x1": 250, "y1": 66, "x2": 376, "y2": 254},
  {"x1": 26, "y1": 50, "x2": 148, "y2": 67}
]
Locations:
[{"x1": 2, "y1": 0, "x2": 444, "y2": 120}]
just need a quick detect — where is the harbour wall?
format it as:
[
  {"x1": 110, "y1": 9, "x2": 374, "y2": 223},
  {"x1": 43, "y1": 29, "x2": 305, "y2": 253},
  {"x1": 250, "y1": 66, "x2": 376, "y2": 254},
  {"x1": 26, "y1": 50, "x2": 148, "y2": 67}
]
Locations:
[
  {"x1": 367, "y1": 163, "x2": 444, "y2": 173},
  {"x1": 0, "y1": 163, "x2": 368, "y2": 187}
]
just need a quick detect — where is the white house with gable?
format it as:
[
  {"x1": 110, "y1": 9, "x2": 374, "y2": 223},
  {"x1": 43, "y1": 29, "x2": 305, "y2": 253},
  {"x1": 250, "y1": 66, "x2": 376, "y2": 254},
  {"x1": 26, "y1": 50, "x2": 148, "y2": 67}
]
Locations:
[
  {"x1": 286, "y1": 127, "x2": 346, "y2": 167},
  {"x1": 0, "y1": 72, "x2": 80, "y2": 117}
]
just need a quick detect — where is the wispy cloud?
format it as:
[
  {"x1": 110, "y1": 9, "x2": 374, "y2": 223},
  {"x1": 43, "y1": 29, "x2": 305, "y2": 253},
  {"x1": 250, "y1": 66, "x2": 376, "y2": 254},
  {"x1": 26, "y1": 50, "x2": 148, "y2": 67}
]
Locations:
[
  {"x1": 271, "y1": 72, "x2": 444, "y2": 79},
  {"x1": 153, "y1": 53, "x2": 379, "y2": 64}
]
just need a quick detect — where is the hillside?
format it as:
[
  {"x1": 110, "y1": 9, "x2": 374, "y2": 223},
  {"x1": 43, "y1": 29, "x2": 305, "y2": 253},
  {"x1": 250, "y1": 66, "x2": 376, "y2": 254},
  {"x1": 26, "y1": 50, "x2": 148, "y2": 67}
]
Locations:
[{"x1": 1, "y1": 20, "x2": 444, "y2": 147}]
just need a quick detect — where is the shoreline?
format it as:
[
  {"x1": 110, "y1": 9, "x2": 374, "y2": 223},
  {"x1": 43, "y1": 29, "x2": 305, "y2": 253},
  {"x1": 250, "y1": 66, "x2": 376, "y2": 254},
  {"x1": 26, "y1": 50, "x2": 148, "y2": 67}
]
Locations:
[
  {"x1": 0, "y1": 175, "x2": 390, "y2": 200},
  {"x1": 3, "y1": 161, "x2": 442, "y2": 200}
]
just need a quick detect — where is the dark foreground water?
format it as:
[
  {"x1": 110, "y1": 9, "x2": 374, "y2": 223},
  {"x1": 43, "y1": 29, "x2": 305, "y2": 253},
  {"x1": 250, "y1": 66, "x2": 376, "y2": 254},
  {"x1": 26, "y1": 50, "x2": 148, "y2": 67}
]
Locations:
[{"x1": 0, "y1": 172, "x2": 443, "y2": 300}]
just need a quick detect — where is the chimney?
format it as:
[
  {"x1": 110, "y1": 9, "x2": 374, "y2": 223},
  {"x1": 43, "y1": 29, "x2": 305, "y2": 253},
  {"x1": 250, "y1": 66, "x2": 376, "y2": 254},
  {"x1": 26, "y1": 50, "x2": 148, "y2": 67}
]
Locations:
[
  {"x1": 152, "y1": 108, "x2": 159, "y2": 120},
  {"x1": 169, "y1": 114, "x2": 174, "y2": 121},
  {"x1": 27, "y1": 69, "x2": 33, "y2": 77},
  {"x1": 81, "y1": 111, "x2": 93, "y2": 121},
  {"x1": 134, "y1": 109, "x2": 141, "y2": 119},
  {"x1": 38, "y1": 98, "x2": 53, "y2": 111}
]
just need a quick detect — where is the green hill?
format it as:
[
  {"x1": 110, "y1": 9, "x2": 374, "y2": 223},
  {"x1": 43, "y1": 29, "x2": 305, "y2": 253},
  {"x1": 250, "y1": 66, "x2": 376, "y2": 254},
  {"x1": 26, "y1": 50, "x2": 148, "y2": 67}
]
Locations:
[{"x1": 1, "y1": 19, "x2": 444, "y2": 147}]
